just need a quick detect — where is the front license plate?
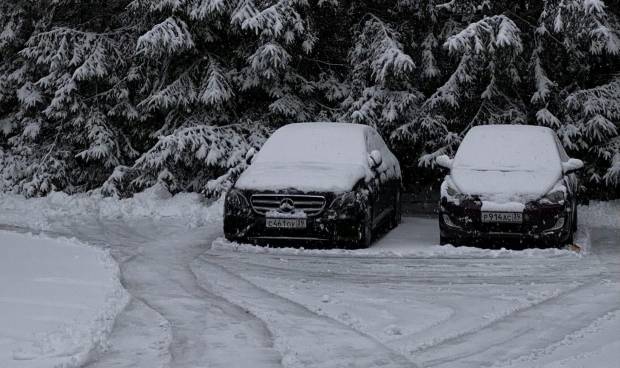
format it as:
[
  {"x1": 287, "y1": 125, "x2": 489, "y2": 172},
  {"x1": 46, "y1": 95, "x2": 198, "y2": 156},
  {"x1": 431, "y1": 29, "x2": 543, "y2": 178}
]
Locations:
[
  {"x1": 481, "y1": 212, "x2": 523, "y2": 224},
  {"x1": 265, "y1": 218, "x2": 307, "y2": 229}
]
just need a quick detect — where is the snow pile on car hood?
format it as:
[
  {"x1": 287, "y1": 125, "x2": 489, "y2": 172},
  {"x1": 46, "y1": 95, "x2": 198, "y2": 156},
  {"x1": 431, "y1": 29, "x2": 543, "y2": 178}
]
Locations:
[
  {"x1": 451, "y1": 125, "x2": 562, "y2": 202},
  {"x1": 0, "y1": 231, "x2": 128, "y2": 368},
  {"x1": 0, "y1": 184, "x2": 223, "y2": 231},
  {"x1": 452, "y1": 169, "x2": 561, "y2": 202},
  {"x1": 235, "y1": 162, "x2": 368, "y2": 192},
  {"x1": 235, "y1": 123, "x2": 372, "y2": 192}
]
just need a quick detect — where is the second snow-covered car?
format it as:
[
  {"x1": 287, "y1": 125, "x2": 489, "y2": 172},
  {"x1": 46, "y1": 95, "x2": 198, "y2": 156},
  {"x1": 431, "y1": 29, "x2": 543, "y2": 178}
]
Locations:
[
  {"x1": 436, "y1": 124, "x2": 583, "y2": 247},
  {"x1": 224, "y1": 122, "x2": 402, "y2": 248}
]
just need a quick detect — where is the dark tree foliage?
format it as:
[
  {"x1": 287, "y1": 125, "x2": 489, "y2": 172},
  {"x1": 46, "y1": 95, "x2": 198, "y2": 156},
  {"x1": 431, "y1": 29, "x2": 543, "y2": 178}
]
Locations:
[{"x1": 0, "y1": 0, "x2": 618, "y2": 198}]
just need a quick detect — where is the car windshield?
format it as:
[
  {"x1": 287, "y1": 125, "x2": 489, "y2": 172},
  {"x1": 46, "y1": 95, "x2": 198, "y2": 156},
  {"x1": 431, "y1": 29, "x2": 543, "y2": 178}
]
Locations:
[
  {"x1": 254, "y1": 123, "x2": 367, "y2": 166},
  {"x1": 453, "y1": 125, "x2": 561, "y2": 172}
]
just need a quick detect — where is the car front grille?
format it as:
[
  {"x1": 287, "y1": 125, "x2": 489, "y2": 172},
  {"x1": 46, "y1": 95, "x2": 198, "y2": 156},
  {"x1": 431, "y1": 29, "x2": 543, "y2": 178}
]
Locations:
[{"x1": 250, "y1": 194, "x2": 326, "y2": 216}]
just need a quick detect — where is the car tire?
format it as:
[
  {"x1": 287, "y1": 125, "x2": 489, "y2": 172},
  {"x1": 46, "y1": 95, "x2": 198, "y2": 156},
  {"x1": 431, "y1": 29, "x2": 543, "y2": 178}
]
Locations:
[
  {"x1": 439, "y1": 235, "x2": 449, "y2": 246},
  {"x1": 389, "y1": 189, "x2": 402, "y2": 229},
  {"x1": 563, "y1": 205, "x2": 578, "y2": 247},
  {"x1": 355, "y1": 206, "x2": 373, "y2": 249},
  {"x1": 572, "y1": 208, "x2": 578, "y2": 233}
]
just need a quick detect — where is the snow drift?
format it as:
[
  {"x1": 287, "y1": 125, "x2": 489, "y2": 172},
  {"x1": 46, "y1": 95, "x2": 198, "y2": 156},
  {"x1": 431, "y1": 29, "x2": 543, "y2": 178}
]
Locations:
[{"x1": 0, "y1": 231, "x2": 129, "y2": 368}]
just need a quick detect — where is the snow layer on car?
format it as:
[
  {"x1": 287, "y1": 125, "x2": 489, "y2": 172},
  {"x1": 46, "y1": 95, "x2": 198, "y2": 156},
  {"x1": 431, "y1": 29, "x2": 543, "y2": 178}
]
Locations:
[
  {"x1": 235, "y1": 122, "x2": 399, "y2": 192},
  {"x1": 451, "y1": 125, "x2": 563, "y2": 202},
  {"x1": 480, "y1": 201, "x2": 526, "y2": 212},
  {"x1": 253, "y1": 123, "x2": 369, "y2": 167},
  {"x1": 0, "y1": 231, "x2": 128, "y2": 368},
  {"x1": 236, "y1": 162, "x2": 368, "y2": 193}
]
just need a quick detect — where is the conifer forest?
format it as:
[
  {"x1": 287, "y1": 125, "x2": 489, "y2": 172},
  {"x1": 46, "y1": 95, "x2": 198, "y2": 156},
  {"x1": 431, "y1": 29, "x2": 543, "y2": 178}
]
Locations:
[{"x1": 0, "y1": 0, "x2": 619, "y2": 198}]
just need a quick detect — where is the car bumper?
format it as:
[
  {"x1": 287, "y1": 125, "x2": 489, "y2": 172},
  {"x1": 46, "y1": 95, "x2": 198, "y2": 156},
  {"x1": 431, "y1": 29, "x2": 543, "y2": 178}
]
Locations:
[
  {"x1": 439, "y1": 201, "x2": 573, "y2": 245},
  {"x1": 224, "y1": 212, "x2": 363, "y2": 245}
]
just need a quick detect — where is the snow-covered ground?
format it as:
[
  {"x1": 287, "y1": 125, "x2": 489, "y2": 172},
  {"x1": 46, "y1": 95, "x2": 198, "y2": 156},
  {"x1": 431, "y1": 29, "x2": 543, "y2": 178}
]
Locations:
[
  {"x1": 0, "y1": 190, "x2": 618, "y2": 368},
  {"x1": 0, "y1": 231, "x2": 127, "y2": 368}
]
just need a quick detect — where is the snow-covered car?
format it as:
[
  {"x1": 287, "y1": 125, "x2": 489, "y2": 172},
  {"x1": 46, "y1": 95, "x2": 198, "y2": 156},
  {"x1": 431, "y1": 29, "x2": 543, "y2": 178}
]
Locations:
[
  {"x1": 224, "y1": 122, "x2": 402, "y2": 248},
  {"x1": 435, "y1": 125, "x2": 583, "y2": 247}
]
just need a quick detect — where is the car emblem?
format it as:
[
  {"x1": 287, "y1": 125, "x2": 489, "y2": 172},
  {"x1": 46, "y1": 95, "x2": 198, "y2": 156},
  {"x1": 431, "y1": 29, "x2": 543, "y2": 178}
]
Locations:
[{"x1": 279, "y1": 198, "x2": 295, "y2": 212}]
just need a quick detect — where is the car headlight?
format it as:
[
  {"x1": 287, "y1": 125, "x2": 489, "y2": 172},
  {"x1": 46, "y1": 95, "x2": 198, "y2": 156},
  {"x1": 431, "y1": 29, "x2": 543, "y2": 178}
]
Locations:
[
  {"x1": 329, "y1": 190, "x2": 367, "y2": 217},
  {"x1": 540, "y1": 182, "x2": 566, "y2": 205},
  {"x1": 225, "y1": 189, "x2": 250, "y2": 214},
  {"x1": 441, "y1": 178, "x2": 464, "y2": 203},
  {"x1": 541, "y1": 188, "x2": 565, "y2": 204}
]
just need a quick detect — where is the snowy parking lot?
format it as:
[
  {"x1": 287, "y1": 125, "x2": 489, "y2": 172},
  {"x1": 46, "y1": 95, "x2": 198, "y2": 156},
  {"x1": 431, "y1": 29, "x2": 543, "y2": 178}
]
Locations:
[{"x1": 0, "y1": 192, "x2": 619, "y2": 368}]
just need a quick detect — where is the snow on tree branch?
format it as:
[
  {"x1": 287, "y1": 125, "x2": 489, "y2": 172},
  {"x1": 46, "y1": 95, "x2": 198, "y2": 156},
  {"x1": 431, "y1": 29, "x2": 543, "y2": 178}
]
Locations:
[
  {"x1": 130, "y1": 122, "x2": 270, "y2": 195},
  {"x1": 136, "y1": 17, "x2": 195, "y2": 57}
]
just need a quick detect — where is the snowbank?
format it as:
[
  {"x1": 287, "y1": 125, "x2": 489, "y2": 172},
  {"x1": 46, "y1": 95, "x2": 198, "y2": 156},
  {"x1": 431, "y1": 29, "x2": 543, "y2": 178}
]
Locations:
[
  {"x1": 212, "y1": 215, "x2": 595, "y2": 258},
  {"x1": 580, "y1": 200, "x2": 620, "y2": 229},
  {"x1": 212, "y1": 238, "x2": 583, "y2": 258},
  {"x1": 212, "y1": 238, "x2": 582, "y2": 259},
  {"x1": 0, "y1": 184, "x2": 223, "y2": 231},
  {"x1": 0, "y1": 231, "x2": 128, "y2": 368}
]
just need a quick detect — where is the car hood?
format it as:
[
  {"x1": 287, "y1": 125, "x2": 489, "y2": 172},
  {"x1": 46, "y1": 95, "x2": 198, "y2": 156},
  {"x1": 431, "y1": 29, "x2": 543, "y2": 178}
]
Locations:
[
  {"x1": 235, "y1": 162, "x2": 369, "y2": 193},
  {"x1": 451, "y1": 167, "x2": 561, "y2": 202}
]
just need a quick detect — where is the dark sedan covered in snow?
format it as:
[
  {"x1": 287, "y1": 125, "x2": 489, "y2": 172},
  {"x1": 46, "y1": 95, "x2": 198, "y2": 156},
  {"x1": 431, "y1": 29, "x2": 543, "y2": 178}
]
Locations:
[
  {"x1": 224, "y1": 122, "x2": 402, "y2": 248},
  {"x1": 436, "y1": 125, "x2": 583, "y2": 247}
]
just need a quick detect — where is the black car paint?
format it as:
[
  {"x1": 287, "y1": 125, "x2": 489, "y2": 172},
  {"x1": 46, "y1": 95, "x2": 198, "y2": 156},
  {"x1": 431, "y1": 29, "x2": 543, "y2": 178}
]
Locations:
[
  {"x1": 439, "y1": 174, "x2": 579, "y2": 247},
  {"x1": 224, "y1": 175, "x2": 401, "y2": 247}
]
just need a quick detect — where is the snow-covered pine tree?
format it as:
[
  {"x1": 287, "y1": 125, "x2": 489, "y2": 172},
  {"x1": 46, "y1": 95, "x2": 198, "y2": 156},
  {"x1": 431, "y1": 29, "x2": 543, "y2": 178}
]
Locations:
[
  {"x1": 396, "y1": 12, "x2": 525, "y2": 167},
  {"x1": 564, "y1": 76, "x2": 620, "y2": 187},
  {"x1": 0, "y1": 0, "x2": 137, "y2": 196},
  {"x1": 530, "y1": 0, "x2": 620, "y2": 192},
  {"x1": 0, "y1": 0, "x2": 619, "y2": 198},
  {"x1": 119, "y1": 0, "x2": 343, "y2": 197},
  {"x1": 343, "y1": 14, "x2": 422, "y2": 135}
]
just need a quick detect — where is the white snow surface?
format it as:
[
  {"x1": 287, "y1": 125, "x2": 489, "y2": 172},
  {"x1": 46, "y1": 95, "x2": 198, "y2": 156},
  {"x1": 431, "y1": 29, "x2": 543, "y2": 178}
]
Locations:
[
  {"x1": 480, "y1": 200, "x2": 526, "y2": 212},
  {"x1": 235, "y1": 162, "x2": 368, "y2": 192},
  {"x1": 253, "y1": 123, "x2": 369, "y2": 167},
  {"x1": 212, "y1": 217, "x2": 584, "y2": 258},
  {"x1": 451, "y1": 125, "x2": 563, "y2": 201},
  {"x1": 235, "y1": 122, "x2": 400, "y2": 192},
  {"x1": 0, "y1": 184, "x2": 220, "y2": 231},
  {"x1": 0, "y1": 231, "x2": 128, "y2": 368},
  {"x1": 0, "y1": 191, "x2": 618, "y2": 368}
]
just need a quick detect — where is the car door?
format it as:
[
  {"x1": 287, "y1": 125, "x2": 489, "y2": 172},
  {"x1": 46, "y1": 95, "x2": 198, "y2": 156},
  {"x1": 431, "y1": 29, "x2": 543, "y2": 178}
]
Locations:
[
  {"x1": 374, "y1": 131, "x2": 400, "y2": 218},
  {"x1": 366, "y1": 129, "x2": 393, "y2": 226}
]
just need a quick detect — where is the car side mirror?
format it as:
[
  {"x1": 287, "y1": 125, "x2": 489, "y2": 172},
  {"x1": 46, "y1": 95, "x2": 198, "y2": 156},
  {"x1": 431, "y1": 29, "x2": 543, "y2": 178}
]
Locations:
[
  {"x1": 435, "y1": 155, "x2": 453, "y2": 170},
  {"x1": 562, "y1": 158, "x2": 584, "y2": 174},
  {"x1": 369, "y1": 150, "x2": 382, "y2": 169},
  {"x1": 245, "y1": 148, "x2": 256, "y2": 165}
]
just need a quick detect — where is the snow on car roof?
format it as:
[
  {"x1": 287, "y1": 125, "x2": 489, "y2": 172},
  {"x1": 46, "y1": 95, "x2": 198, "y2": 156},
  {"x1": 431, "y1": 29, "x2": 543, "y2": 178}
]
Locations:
[
  {"x1": 254, "y1": 122, "x2": 369, "y2": 166},
  {"x1": 453, "y1": 124, "x2": 562, "y2": 172}
]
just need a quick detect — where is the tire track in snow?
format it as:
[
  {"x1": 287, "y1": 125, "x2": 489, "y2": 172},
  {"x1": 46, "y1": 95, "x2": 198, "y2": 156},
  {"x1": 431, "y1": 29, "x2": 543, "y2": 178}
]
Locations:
[
  {"x1": 493, "y1": 308, "x2": 620, "y2": 368},
  {"x1": 59, "y1": 219, "x2": 282, "y2": 368},
  {"x1": 388, "y1": 278, "x2": 588, "y2": 354},
  {"x1": 408, "y1": 234, "x2": 620, "y2": 368},
  {"x1": 415, "y1": 279, "x2": 620, "y2": 367},
  {"x1": 206, "y1": 226, "x2": 619, "y2": 368},
  {"x1": 205, "y1": 249, "x2": 594, "y2": 365},
  {"x1": 196, "y1": 253, "x2": 418, "y2": 368}
]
